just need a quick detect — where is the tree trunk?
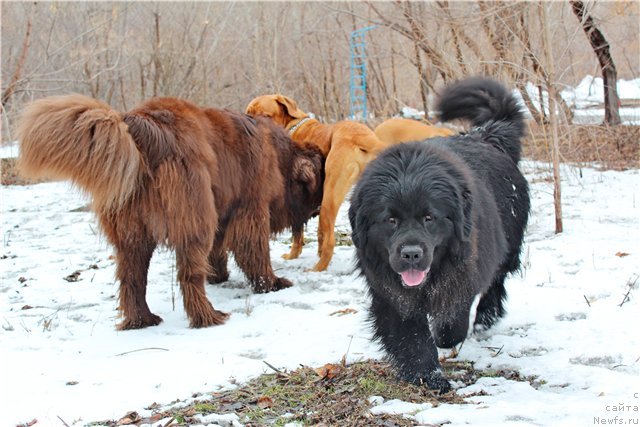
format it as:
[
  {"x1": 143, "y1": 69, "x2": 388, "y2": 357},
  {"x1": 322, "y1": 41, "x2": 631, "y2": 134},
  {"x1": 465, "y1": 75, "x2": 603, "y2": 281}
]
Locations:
[
  {"x1": 152, "y1": 11, "x2": 162, "y2": 97},
  {"x1": 414, "y1": 45, "x2": 429, "y2": 118},
  {"x1": 541, "y1": 2, "x2": 563, "y2": 234},
  {"x1": 2, "y1": 18, "x2": 32, "y2": 107},
  {"x1": 570, "y1": 0, "x2": 621, "y2": 125},
  {"x1": 391, "y1": 41, "x2": 399, "y2": 115}
]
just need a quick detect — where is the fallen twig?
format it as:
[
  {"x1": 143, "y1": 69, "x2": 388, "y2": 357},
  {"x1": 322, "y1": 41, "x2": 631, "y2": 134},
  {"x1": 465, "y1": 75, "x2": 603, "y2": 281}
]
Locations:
[
  {"x1": 263, "y1": 360, "x2": 287, "y2": 377},
  {"x1": 2, "y1": 317, "x2": 14, "y2": 331},
  {"x1": 341, "y1": 335, "x2": 354, "y2": 366},
  {"x1": 619, "y1": 288, "x2": 632, "y2": 307},
  {"x1": 619, "y1": 274, "x2": 638, "y2": 307},
  {"x1": 115, "y1": 347, "x2": 169, "y2": 357},
  {"x1": 483, "y1": 345, "x2": 504, "y2": 357}
]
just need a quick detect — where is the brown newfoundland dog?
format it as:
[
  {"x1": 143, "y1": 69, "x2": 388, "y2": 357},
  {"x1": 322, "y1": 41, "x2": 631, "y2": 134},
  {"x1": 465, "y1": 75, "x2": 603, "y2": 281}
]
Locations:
[{"x1": 17, "y1": 95, "x2": 324, "y2": 330}]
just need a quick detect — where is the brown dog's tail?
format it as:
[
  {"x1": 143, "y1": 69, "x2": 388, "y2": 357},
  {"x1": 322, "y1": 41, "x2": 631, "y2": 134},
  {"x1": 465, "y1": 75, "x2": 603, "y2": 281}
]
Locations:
[{"x1": 17, "y1": 94, "x2": 143, "y2": 211}]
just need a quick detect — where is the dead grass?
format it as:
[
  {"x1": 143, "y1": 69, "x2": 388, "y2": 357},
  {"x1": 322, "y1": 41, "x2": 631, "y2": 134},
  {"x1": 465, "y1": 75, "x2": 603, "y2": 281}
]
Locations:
[
  {"x1": 91, "y1": 358, "x2": 541, "y2": 426},
  {"x1": 523, "y1": 123, "x2": 639, "y2": 170},
  {"x1": 1, "y1": 124, "x2": 637, "y2": 188},
  {"x1": 1, "y1": 158, "x2": 43, "y2": 185}
]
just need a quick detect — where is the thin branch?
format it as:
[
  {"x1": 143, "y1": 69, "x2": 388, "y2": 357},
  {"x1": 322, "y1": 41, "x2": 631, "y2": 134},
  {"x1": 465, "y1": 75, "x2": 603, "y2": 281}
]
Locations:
[
  {"x1": 2, "y1": 18, "x2": 32, "y2": 106},
  {"x1": 115, "y1": 347, "x2": 169, "y2": 356}
]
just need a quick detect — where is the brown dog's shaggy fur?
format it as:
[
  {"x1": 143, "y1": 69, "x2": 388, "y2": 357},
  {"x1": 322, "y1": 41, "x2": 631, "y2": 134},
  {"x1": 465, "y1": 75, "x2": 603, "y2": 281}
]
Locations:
[{"x1": 18, "y1": 95, "x2": 324, "y2": 330}]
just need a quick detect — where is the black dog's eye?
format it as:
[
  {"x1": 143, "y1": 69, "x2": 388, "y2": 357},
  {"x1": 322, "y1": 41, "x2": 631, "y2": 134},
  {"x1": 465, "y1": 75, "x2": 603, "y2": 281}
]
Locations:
[
  {"x1": 424, "y1": 214, "x2": 433, "y2": 223},
  {"x1": 387, "y1": 217, "x2": 397, "y2": 225}
]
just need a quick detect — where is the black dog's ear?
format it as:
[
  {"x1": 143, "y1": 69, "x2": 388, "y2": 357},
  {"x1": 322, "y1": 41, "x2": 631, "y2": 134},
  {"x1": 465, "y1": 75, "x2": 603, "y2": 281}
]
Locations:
[{"x1": 454, "y1": 188, "x2": 473, "y2": 242}]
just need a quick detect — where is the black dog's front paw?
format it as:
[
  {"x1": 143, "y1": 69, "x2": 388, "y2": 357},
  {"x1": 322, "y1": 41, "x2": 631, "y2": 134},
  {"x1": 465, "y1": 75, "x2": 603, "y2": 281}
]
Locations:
[
  {"x1": 423, "y1": 370, "x2": 452, "y2": 394},
  {"x1": 403, "y1": 370, "x2": 451, "y2": 394}
]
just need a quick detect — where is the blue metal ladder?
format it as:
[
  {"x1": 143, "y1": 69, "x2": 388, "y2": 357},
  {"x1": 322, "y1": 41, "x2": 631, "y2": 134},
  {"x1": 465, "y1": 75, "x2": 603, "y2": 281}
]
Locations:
[{"x1": 349, "y1": 26, "x2": 376, "y2": 121}]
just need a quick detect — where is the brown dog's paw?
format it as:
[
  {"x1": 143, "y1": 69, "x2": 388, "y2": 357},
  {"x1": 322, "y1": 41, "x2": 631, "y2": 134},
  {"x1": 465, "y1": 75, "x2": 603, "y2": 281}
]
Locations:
[
  {"x1": 207, "y1": 271, "x2": 229, "y2": 284},
  {"x1": 117, "y1": 312, "x2": 163, "y2": 330},
  {"x1": 273, "y1": 277, "x2": 293, "y2": 290},
  {"x1": 189, "y1": 308, "x2": 230, "y2": 328},
  {"x1": 252, "y1": 277, "x2": 293, "y2": 293}
]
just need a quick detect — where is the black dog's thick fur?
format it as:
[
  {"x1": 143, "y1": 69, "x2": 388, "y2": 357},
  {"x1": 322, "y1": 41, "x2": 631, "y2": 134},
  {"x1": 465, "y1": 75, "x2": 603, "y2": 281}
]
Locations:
[{"x1": 349, "y1": 77, "x2": 530, "y2": 392}]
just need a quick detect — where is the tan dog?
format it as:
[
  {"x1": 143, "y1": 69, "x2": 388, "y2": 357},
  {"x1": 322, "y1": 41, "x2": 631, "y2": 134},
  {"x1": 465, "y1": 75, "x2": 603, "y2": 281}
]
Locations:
[
  {"x1": 246, "y1": 95, "x2": 391, "y2": 271},
  {"x1": 374, "y1": 117, "x2": 455, "y2": 145}
]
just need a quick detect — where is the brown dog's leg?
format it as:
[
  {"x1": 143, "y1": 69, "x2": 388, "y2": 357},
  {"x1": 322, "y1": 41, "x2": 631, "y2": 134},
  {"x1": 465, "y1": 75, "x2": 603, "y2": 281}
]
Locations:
[
  {"x1": 114, "y1": 236, "x2": 162, "y2": 330},
  {"x1": 176, "y1": 241, "x2": 229, "y2": 328},
  {"x1": 207, "y1": 232, "x2": 229, "y2": 284},
  {"x1": 227, "y1": 206, "x2": 293, "y2": 293},
  {"x1": 312, "y1": 146, "x2": 364, "y2": 272},
  {"x1": 282, "y1": 227, "x2": 304, "y2": 260}
]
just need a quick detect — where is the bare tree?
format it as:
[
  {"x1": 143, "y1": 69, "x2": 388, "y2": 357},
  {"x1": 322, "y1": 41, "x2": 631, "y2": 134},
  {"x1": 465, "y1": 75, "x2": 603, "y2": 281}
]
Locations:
[
  {"x1": 540, "y1": 2, "x2": 564, "y2": 234},
  {"x1": 2, "y1": 17, "x2": 31, "y2": 108},
  {"x1": 367, "y1": 1, "x2": 458, "y2": 82},
  {"x1": 1, "y1": 1, "x2": 637, "y2": 139},
  {"x1": 570, "y1": 0, "x2": 621, "y2": 125}
]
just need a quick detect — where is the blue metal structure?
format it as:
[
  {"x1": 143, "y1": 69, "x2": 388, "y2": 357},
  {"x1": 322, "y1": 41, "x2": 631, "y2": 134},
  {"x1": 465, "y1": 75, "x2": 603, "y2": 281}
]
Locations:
[{"x1": 349, "y1": 25, "x2": 376, "y2": 121}]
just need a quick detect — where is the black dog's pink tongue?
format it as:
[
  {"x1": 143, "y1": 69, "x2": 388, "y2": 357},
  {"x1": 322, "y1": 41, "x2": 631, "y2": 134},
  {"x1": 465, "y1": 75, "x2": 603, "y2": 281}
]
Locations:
[{"x1": 400, "y1": 269, "x2": 427, "y2": 287}]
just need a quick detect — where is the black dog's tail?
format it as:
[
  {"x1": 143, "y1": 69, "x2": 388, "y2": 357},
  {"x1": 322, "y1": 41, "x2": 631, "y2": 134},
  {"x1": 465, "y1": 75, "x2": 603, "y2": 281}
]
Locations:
[{"x1": 436, "y1": 77, "x2": 525, "y2": 163}]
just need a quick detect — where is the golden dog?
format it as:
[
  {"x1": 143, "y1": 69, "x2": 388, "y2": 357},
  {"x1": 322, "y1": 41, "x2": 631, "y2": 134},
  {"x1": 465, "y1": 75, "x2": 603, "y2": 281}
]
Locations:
[
  {"x1": 374, "y1": 117, "x2": 455, "y2": 145},
  {"x1": 246, "y1": 95, "x2": 391, "y2": 271}
]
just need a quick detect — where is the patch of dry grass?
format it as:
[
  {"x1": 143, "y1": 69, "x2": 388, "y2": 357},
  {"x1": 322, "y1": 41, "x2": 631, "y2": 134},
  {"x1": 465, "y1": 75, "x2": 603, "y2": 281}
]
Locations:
[
  {"x1": 523, "y1": 124, "x2": 639, "y2": 170},
  {"x1": 1, "y1": 158, "x2": 44, "y2": 185},
  {"x1": 91, "y1": 358, "x2": 540, "y2": 426},
  {"x1": 1, "y1": 124, "x2": 636, "y2": 188}
]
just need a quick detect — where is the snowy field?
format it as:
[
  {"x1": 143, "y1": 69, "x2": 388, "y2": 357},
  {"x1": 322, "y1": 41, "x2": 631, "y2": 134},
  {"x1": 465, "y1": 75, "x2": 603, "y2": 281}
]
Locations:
[
  {"x1": 1, "y1": 160, "x2": 638, "y2": 427},
  {"x1": 1, "y1": 75, "x2": 639, "y2": 426},
  {"x1": 399, "y1": 75, "x2": 640, "y2": 125}
]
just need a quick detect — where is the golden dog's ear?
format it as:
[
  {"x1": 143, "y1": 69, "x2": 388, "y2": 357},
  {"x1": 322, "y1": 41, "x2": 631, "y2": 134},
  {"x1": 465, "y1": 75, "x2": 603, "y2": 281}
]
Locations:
[
  {"x1": 245, "y1": 99, "x2": 260, "y2": 116},
  {"x1": 275, "y1": 95, "x2": 307, "y2": 119}
]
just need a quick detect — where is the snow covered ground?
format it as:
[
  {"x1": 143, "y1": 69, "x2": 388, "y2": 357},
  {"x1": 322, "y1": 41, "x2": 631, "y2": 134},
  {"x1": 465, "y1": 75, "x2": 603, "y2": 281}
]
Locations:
[
  {"x1": 1, "y1": 160, "x2": 638, "y2": 427},
  {"x1": 539, "y1": 75, "x2": 640, "y2": 125},
  {"x1": 561, "y1": 76, "x2": 640, "y2": 109},
  {"x1": 400, "y1": 76, "x2": 640, "y2": 125},
  {"x1": 1, "y1": 76, "x2": 639, "y2": 426}
]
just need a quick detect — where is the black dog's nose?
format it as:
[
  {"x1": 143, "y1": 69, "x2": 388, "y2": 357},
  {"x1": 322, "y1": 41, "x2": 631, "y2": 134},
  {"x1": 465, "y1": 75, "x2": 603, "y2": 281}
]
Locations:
[{"x1": 400, "y1": 245, "x2": 423, "y2": 261}]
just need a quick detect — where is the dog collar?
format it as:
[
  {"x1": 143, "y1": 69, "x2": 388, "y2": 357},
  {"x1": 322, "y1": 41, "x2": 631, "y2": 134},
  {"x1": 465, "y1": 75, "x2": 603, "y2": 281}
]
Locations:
[{"x1": 288, "y1": 117, "x2": 311, "y2": 136}]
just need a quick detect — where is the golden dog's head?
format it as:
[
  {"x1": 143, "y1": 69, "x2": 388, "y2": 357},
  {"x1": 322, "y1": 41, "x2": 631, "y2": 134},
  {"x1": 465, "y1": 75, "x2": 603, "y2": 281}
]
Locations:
[{"x1": 246, "y1": 95, "x2": 307, "y2": 127}]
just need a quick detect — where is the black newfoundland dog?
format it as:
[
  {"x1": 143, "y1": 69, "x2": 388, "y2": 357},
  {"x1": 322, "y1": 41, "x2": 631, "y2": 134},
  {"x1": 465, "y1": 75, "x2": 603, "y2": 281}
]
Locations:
[{"x1": 349, "y1": 77, "x2": 530, "y2": 393}]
